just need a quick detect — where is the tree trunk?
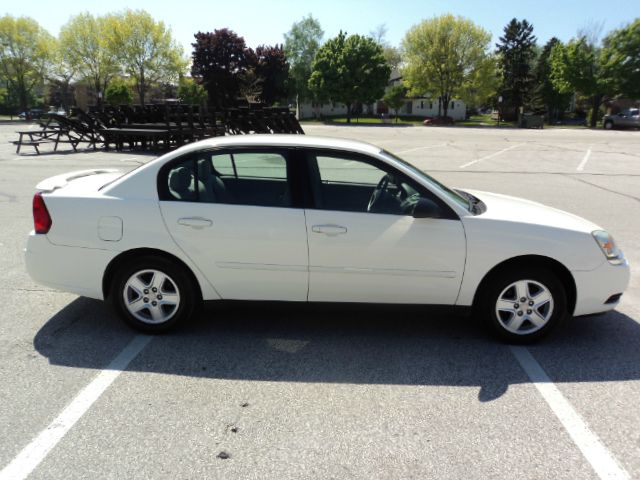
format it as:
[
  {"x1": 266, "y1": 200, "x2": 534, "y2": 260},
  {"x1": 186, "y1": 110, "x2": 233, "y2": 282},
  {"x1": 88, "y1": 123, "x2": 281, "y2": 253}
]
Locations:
[
  {"x1": 441, "y1": 93, "x2": 450, "y2": 118},
  {"x1": 346, "y1": 103, "x2": 352, "y2": 123},
  {"x1": 16, "y1": 74, "x2": 28, "y2": 112},
  {"x1": 589, "y1": 95, "x2": 601, "y2": 128},
  {"x1": 139, "y1": 70, "x2": 146, "y2": 106}
]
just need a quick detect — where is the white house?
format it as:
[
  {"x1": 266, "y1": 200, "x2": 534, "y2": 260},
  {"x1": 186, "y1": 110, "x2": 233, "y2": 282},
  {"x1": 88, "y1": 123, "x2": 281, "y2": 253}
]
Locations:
[
  {"x1": 297, "y1": 97, "x2": 466, "y2": 121},
  {"x1": 297, "y1": 68, "x2": 466, "y2": 121}
]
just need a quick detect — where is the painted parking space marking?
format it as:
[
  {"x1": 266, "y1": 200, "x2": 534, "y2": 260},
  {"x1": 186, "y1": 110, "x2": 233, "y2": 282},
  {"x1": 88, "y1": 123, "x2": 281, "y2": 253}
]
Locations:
[
  {"x1": 577, "y1": 148, "x2": 592, "y2": 171},
  {"x1": 510, "y1": 346, "x2": 629, "y2": 480},
  {"x1": 459, "y1": 143, "x2": 522, "y2": 168},
  {"x1": 0, "y1": 335, "x2": 152, "y2": 480}
]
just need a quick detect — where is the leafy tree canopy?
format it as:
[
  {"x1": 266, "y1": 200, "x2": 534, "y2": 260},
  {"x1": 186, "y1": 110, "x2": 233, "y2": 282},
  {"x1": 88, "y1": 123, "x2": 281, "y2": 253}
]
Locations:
[
  {"x1": 252, "y1": 45, "x2": 289, "y2": 105},
  {"x1": 104, "y1": 77, "x2": 133, "y2": 105},
  {"x1": 191, "y1": 28, "x2": 254, "y2": 108},
  {"x1": 600, "y1": 19, "x2": 640, "y2": 100},
  {"x1": 178, "y1": 77, "x2": 207, "y2": 105},
  {"x1": 550, "y1": 36, "x2": 612, "y2": 126},
  {"x1": 0, "y1": 15, "x2": 52, "y2": 111},
  {"x1": 383, "y1": 84, "x2": 406, "y2": 122},
  {"x1": 402, "y1": 14, "x2": 492, "y2": 117},
  {"x1": 109, "y1": 10, "x2": 187, "y2": 106},
  {"x1": 309, "y1": 31, "x2": 390, "y2": 122},
  {"x1": 284, "y1": 15, "x2": 324, "y2": 102}
]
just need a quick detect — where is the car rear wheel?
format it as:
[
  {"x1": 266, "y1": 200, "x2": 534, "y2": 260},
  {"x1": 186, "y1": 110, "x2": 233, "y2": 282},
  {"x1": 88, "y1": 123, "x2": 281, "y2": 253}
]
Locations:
[
  {"x1": 110, "y1": 256, "x2": 199, "y2": 332},
  {"x1": 604, "y1": 120, "x2": 613, "y2": 130},
  {"x1": 479, "y1": 267, "x2": 567, "y2": 343}
]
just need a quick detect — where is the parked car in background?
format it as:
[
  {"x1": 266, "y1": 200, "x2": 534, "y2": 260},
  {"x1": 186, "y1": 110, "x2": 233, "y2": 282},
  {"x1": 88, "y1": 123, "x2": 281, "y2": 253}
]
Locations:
[
  {"x1": 17, "y1": 109, "x2": 45, "y2": 120},
  {"x1": 603, "y1": 108, "x2": 640, "y2": 130},
  {"x1": 25, "y1": 136, "x2": 630, "y2": 342}
]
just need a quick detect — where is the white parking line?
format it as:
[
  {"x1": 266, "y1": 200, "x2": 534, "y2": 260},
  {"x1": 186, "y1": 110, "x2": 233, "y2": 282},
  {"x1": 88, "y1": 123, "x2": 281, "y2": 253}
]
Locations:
[
  {"x1": 510, "y1": 346, "x2": 629, "y2": 480},
  {"x1": 397, "y1": 144, "x2": 447, "y2": 154},
  {"x1": 577, "y1": 148, "x2": 592, "y2": 171},
  {"x1": 459, "y1": 143, "x2": 521, "y2": 168},
  {"x1": 0, "y1": 335, "x2": 152, "y2": 480}
]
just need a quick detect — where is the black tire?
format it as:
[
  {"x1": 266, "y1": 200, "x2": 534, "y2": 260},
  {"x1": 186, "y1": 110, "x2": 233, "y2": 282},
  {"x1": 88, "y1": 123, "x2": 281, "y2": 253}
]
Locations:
[
  {"x1": 604, "y1": 120, "x2": 614, "y2": 130},
  {"x1": 477, "y1": 267, "x2": 568, "y2": 344},
  {"x1": 109, "y1": 255, "x2": 200, "y2": 333}
]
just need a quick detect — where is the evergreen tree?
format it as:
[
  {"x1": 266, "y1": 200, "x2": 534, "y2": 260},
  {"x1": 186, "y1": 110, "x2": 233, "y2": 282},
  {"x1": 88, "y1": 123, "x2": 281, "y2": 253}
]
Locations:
[{"x1": 496, "y1": 18, "x2": 537, "y2": 119}]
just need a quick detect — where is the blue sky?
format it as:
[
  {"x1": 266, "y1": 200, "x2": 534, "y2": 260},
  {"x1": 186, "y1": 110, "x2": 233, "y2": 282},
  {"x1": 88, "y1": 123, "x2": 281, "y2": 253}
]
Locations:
[{"x1": 5, "y1": 0, "x2": 638, "y2": 53}]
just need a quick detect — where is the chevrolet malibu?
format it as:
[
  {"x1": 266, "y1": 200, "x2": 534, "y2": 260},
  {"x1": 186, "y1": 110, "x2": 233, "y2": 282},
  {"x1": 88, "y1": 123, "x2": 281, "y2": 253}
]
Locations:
[{"x1": 25, "y1": 136, "x2": 630, "y2": 342}]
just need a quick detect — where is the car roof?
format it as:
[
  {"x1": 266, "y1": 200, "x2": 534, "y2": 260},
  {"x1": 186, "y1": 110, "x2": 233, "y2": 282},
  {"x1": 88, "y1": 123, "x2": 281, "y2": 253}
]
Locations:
[{"x1": 168, "y1": 134, "x2": 383, "y2": 157}]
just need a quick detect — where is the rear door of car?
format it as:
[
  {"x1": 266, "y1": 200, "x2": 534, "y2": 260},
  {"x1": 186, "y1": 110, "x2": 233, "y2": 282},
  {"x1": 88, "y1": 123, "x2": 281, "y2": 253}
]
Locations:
[
  {"x1": 158, "y1": 147, "x2": 309, "y2": 301},
  {"x1": 301, "y1": 148, "x2": 466, "y2": 304}
]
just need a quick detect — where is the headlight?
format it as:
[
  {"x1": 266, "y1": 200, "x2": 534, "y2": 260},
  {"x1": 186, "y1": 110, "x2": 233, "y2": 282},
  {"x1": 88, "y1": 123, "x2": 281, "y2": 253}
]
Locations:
[{"x1": 592, "y1": 230, "x2": 624, "y2": 264}]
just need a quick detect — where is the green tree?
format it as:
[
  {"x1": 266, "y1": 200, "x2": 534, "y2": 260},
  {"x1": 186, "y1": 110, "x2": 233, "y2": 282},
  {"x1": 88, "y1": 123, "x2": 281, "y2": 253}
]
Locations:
[
  {"x1": 383, "y1": 84, "x2": 406, "y2": 122},
  {"x1": 284, "y1": 15, "x2": 324, "y2": 106},
  {"x1": 47, "y1": 37, "x2": 75, "y2": 111},
  {"x1": 496, "y1": 18, "x2": 537, "y2": 119},
  {"x1": 600, "y1": 19, "x2": 640, "y2": 100},
  {"x1": 309, "y1": 32, "x2": 390, "y2": 123},
  {"x1": 109, "y1": 10, "x2": 186, "y2": 106},
  {"x1": 533, "y1": 38, "x2": 571, "y2": 122},
  {"x1": 402, "y1": 15, "x2": 492, "y2": 118},
  {"x1": 60, "y1": 13, "x2": 120, "y2": 105},
  {"x1": 178, "y1": 77, "x2": 207, "y2": 105},
  {"x1": 383, "y1": 46, "x2": 402, "y2": 71},
  {"x1": 550, "y1": 37, "x2": 611, "y2": 127},
  {"x1": 104, "y1": 77, "x2": 133, "y2": 105},
  {"x1": 0, "y1": 15, "x2": 52, "y2": 112}
]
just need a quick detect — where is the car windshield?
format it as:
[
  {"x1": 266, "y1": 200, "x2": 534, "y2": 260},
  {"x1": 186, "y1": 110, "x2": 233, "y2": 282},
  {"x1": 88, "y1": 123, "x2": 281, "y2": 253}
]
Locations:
[{"x1": 379, "y1": 149, "x2": 471, "y2": 212}]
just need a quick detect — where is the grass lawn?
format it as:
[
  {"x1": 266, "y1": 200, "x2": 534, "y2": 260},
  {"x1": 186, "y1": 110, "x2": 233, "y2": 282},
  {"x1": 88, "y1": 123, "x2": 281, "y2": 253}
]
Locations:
[
  {"x1": 301, "y1": 115, "x2": 424, "y2": 126},
  {"x1": 0, "y1": 115, "x2": 24, "y2": 121}
]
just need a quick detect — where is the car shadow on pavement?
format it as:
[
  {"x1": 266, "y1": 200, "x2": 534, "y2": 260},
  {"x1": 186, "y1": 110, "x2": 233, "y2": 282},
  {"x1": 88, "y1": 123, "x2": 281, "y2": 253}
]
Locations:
[{"x1": 34, "y1": 298, "x2": 640, "y2": 402}]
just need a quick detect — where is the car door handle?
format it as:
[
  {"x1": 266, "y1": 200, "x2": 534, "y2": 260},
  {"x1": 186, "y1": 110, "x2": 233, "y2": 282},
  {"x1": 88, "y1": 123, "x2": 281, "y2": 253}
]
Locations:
[
  {"x1": 312, "y1": 224, "x2": 347, "y2": 236},
  {"x1": 178, "y1": 217, "x2": 213, "y2": 229}
]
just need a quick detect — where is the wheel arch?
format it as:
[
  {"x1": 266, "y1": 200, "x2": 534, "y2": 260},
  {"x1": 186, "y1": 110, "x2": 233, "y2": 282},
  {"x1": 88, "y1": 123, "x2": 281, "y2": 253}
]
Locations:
[
  {"x1": 472, "y1": 255, "x2": 577, "y2": 315},
  {"x1": 102, "y1": 247, "x2": 203, "y2": 302}
]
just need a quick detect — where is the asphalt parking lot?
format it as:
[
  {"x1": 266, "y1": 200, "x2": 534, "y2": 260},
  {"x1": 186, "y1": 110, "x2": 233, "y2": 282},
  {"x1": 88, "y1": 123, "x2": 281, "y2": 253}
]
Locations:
[{"x1": 0, "y1": 122, "x2": 639, "y2": 479}]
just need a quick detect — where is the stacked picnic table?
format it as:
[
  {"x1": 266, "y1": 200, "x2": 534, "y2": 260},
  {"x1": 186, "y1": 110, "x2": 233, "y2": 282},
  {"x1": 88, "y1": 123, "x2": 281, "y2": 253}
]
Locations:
[{"x1": 12, "y1": 103, "x2": 305, "y2": 155}]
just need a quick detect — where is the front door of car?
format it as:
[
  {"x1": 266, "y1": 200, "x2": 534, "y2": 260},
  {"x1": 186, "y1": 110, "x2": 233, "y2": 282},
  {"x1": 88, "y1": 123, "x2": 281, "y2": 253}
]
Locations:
[
  {"x1": 159, "y1": 148, "x2": 308, "y2": 301},
  {"x1": 303, "y1": 150, "x2": 466, "y2": 304}
]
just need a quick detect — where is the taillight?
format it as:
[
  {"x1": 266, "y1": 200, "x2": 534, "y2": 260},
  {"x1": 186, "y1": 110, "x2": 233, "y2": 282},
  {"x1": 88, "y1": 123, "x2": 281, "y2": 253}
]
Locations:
[{"x1": 33, "y1": 193, "x2": 52, "y2": 234}]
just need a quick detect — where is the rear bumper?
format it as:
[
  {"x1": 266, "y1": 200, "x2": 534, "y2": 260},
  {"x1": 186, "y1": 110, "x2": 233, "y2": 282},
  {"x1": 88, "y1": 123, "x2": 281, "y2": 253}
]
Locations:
[
  {"x1": 25, "y1": 232, "x2": 117, "y2": 300},
  {"x1": 572, "y1": 258, "x2": 630, "y2": 316}
]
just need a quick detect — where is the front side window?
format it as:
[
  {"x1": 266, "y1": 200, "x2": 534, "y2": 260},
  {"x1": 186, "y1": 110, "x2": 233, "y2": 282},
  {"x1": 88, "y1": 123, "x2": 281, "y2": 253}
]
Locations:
[
  {"x1": 162, "y1": 149, "x2": 291, "y2": 208},
  {"x1": 309, "y1": 152, "x2": 432, "y2": 216}
]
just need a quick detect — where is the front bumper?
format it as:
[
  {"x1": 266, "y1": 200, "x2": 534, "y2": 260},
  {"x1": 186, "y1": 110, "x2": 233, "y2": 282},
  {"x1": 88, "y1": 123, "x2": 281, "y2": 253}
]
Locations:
[
  {"x1": 25, "y1": 232, "x2": 117, "y2": 300},
  {"x1": 572, "y1": 258, "x2": 630, "y2": 316}
]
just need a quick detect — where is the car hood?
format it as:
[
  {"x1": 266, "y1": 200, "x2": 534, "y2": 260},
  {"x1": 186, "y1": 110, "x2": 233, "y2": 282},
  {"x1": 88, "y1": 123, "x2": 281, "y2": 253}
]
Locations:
[{"x1": 465, "y1": 189, "x2": 601, "y2": 234}]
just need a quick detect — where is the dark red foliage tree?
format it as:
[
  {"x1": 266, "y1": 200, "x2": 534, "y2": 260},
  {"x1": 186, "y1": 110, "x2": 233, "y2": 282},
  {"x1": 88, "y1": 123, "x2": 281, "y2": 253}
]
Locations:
[
  {"x1": 191, "y1": 28, "x2": 253, "y2": 108},
  {"x1": 253, "y1": 45, "x2": 289, "y2": 105}
]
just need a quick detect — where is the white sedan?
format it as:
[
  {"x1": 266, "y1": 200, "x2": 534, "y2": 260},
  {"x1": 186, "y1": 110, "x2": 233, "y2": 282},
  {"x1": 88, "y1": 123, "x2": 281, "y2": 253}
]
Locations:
[{"x1": 25, "y1": 135, "x2": 630, "y2": 342}]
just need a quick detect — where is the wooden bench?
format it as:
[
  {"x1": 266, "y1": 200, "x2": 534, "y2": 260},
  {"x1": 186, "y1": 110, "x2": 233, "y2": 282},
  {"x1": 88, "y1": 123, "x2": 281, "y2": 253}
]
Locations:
[
  {"x1": 12, "y1": 139, "x2": 46, "y2": 154},
  {"x1": 101, "y1": 128, "x2": 170, "y2": 151}
]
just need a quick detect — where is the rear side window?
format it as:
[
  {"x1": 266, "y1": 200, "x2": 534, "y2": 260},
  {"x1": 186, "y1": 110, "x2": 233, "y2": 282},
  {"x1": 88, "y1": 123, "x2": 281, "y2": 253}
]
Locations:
[
  {"x1": 161, "y1": 149, "x2": 292, "y2": 208},
  {"x1": 166, "y1": 159, "x2": 197, "y2": 201}
]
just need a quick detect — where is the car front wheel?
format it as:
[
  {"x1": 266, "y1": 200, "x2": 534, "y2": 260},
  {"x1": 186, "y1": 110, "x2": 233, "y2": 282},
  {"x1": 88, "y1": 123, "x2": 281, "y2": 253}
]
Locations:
[
  {"x1": 479, "y1": 268, "x2": 567, "y2": 343},
  {"x1": 110, "y1": 256, "x2": 199, "y2": 332},
  {"x1": 604, "y1": 120, "x2": 614, "y2": 130}
]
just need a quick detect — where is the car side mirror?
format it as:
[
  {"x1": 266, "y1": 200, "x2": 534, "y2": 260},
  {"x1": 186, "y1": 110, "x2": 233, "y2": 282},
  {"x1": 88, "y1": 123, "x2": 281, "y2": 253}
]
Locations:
[{"x1": 413, "y1": 197, "x2": 442, "y2": 219}]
